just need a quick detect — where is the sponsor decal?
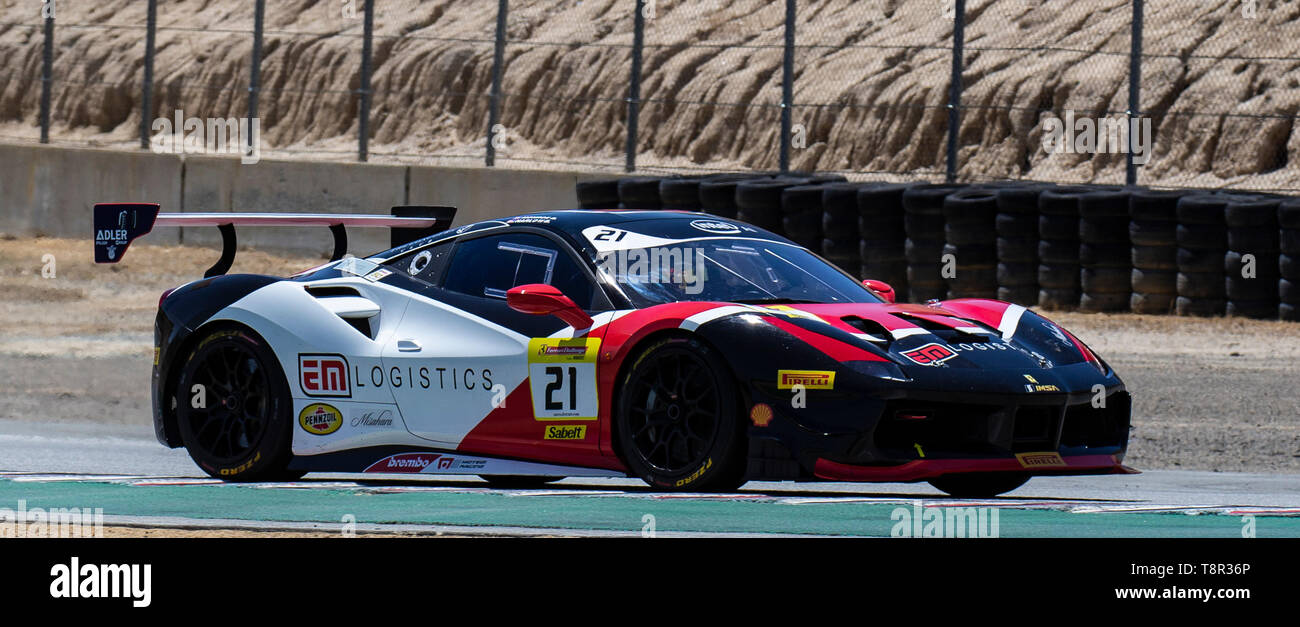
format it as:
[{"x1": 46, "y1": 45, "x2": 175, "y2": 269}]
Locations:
[
  {"x1": 776, "y1": 370, "x2": 835, "y2": 390},
  {"x1": 217, "y1": 451, "x2": 261, "y2": 477},
  {"x1": 689, "y1": 219, "x2": 741, "y2": 234},
  {"x1": 362, "y1": 453, "x2": 488, "y2": 473},
  {"x1": 1015, "y1": 452, "x2": 1067, "y2": 468},
  {"x1": 299, "y1": 403, "x2": 343, "y2": 436},
  {"x1": 527, "y1": 337, "x2": 601, "y2": 421},
  {"x1": 950, "y1": 340, "x2": 1010, "y2": 352},
  {"x1": 363, "y1": 268, "x2": 393, "y2": 282},
  {"x1": 900, "y1": 343, "x2": 957, "y2": 366},
  {"x1": 674, "y1": 458, "x2": 713, "y2": 488},
  {"x1": 544, "y1": 425, "x2": 588, "y2": 440},
  {"x1": 300, "y1": 354, "x2": 350, "y2": 397},
  {"x1": 350, "y1": 363, "x2": 493, "y2": 392},
  {"x1": 351, "y1": 408, "x2": 396, "y2": 428},
  {"x1": 1022, "y1": 374, "x2": 1060, "y2": 393},
  {"x1": 506, "y1": 215, "x2": 557, "y2": 224},
  {"x1": 749, "y1": 403, "x2": 774, "y2": 427}
]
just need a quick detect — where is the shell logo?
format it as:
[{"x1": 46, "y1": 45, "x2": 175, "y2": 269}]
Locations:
[{"x1": 299, "y1": 403, "x2": 343, "y2": 436}]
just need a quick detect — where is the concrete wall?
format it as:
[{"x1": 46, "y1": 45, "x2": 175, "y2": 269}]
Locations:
[{"x1": 0, "y1": 142, "x2": 596, "y2": 258}]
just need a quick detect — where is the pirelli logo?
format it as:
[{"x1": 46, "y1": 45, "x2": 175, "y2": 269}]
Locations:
[
  {"x1": 1015, "y1": 452, "x2": 1067, "y2": 468},
  {"x1": 777, "y1": 370, "x2": 835, "y2": 390}
]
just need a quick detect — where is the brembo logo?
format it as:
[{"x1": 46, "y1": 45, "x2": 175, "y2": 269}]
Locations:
[
  {"x1": 364, "y1": 453, "x2": 457, "y2": 473},
  {"x1": 900, "y1": 343, "x2": 957, "y2": 366},
  {"x1": 300, "y1": 354, "x2": 350, "y2": 397}
]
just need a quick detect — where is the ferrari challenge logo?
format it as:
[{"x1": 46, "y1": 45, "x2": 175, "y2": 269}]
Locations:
[
  {"x1": 900, "y1": 343, "x2": 957, "y2": 366},
  {"x1": 1015, "y1": 452, "x2": 1067, "y2": 468},
  {"x1": 776, "y1": 370, "x2": 835, "y2": 390},
  {"x1": 299, "y1": 403, "x2": 343, "y2": 436}
]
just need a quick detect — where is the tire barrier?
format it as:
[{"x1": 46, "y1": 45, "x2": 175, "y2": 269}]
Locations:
[
  {"x1": 943, "y1": 188, "x2": 999, "y2": 299},
  {"x1": 576, "y1": 179, "x2": 621, "y2": 209},
  {"x1": 780, "y1": 184, "x2": 826, "y2": 252},
  {"x1": 1174, "y1": 194, "x2": 1229, "y2": 316},
  {"x1": 1036, "y1": 186, "x2": 1092, "y2": 310},
  {"x1": 857, "y1": 183, "x2": 912, "y2": 295},
  {"x1": 698, "y1": 174, "x2": 767, "y2": 219},
  {"x1": 736, "y1": 177, "x2": 812, "y2": 233},
  {"x1": 572, "y1": 175, "x2": 1300, "y2": 321},
  {"x1": 1077, "y1": 189, "x2": 1132, "y2": 312},
  {"x1": 818, "y1": 182, "x2": 862, "y2": 275},
  {"x1": 994, "y1": 184, "x2": 1047, "y2": 306},
  {"x1": 1221, "y1": 196, "x2": 1282, "y2": 319},
  {"x1": 903, "y1": 183, "x2": 965, "y2": 303},
  {"x1": 617, "y1": 177, "x2": 663, "y2": 209},
  {"x1": 1280, "y1": 199, "x2": 1300, "y2": 321},
  {"x1": 658, "y1": 176, "x2": 703, "y2": 211}
]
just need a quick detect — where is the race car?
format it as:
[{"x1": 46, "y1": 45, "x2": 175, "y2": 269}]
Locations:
[{"x1": 94, "y1": 202, "x2": 1132, "y2": 497}]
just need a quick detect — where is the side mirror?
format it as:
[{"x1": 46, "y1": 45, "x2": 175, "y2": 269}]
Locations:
[
  {"x1": 862, "y1": 279, "x2": 896, "y2": 304},
  {"x1": 506, "y1": 284, "x2": 594, "y2": 331}
]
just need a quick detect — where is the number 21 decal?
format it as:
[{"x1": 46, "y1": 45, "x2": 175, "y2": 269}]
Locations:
[{"x1": 527, "y1": 337, "x2": 601, "y2": 420}]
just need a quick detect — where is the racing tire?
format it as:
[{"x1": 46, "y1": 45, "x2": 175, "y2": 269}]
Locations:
[
  {"x1": 1177, "y1": 247, "x2": 1226, "y2": 273},
  {"x1": 928, "y1": 472, "x2": 1030, "y2": 498},
  {"x1": 1281, "y1": 303, "x2": 1300, "y2": 322},
  {"x1": 1081, "y1": 267, "x2": 1131, "y2": 294},
  {"x1": 1226, "y1": 300, "x2": 1278, "y2": 319},
  {"x1": 1079, "y1": 217, "x2": 1130, "y2": 244},
  {"x1": 1037, "y1": 288, "x2": 1080, "y2": 310},
  {"x1": 175, "y1": 325, "x2": 302, "y2": 482},
  {"x1": 658, "y1": 177, "x2": 703, "y2": 210},
  {"x1": 1177, "y1": 272, "x2": 1226, "y2": 299},
  {"x1": 1177, "y1": 224, "x2": 1226, "y2": 249},
  {"x1": 1175, "y1": 296, "x2": 1225, "y2": 317},
  {"x1": 1131, "y1": 291, "x2": 1175, "y2": 315},
  {"x1": 1283, "y1": 230, "x2": 1300, "y2": 255},
  {"x1": 1227, "y1": 227, "x2": 1279, "y2": 253},
  {"x1": 1128, "y1": 189, "x2": 1185, "y2": 222},
  {"x1": 1129, "y1": 220, "x2": 1177, "y2": 247},
  {"x1": 1131, "y1": 269, "x2": 1177, "y2": 295},
  {"x1": 615, "y1": 337, "x2": 747, "y2": 492},
  {"x1": 1037, "y1": 239, "x2": 1079, "y2": 264},
  {"x1": 997, "y1": 286, "x2": 1039, "y2": 306},
  {"x1": 618, "y1": 177, "x2": 663, "y2": 209},
  {"x1": 1038, "y1": 264, "x2": 1081, "y2": 290},
  {"x1": 576, "y1": 179, "x2": 621, "y2": 209},
  {"x1": 1039, "y1": 214, "x2": 1079, "y2": 241},
  {"x1": 997, "y1": 237, "x2": 1037, "y2": 263},
  {"x1": 1280, "y1": 254, "x2": 1298, "y2": 281},
  {"x1": 1079, "y1": 292, "x2": 1130, "y2": 312},
  {"x1": 1080, "y1": 242, "x2": 1130, "y2": 268},
  {"x1": 1132, "y1": 245, "x2": 1177, "y2": 271},
  {"x1": 1176, "y1": 195, "x2": 1229, "y2": 225},
  {"x1": 1224, "y1": 198, "x2": 1279, "y2": 227},
  {"x1": 1280, "y1": 201, "x2": 1300, "y2": 230}
]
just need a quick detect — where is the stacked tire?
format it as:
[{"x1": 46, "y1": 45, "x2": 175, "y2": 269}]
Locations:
[
  {"x1": 1281, "y1": 199, "x2": 1300, "y2": 321},
  {"x1": 1127, "y1": 190, "x2": 1183, "y2": 314},
  {"x1": 819, "y1": 183, "x2": 862, "y2": 275},
  {"x1": 1175, "y1": 195, "x2": 1229, "y2": 316},
  {"x1": 736, "y1": 177, "x2": 810, "y2": 233},
  {"x1": 857, "y1": 183, "x2": 911, "y2": 293},
  {"x1": 1078, "y1": 189, "x2": 1132, "y2": 312},
  {"x1": 993, "y1": 185, "x2": 1046, "y2": 306},
  {"x1": 1224, "y1": 196, "x2": 1282, "y2": 319},
  {"x1": 698, "y1": 174, "x2": 765, "y2": 219},
  {"x1": 942, "y1": 188, "x2": 999, "y2": 299},
  {"x1": 781, "y1": 185, "x2": 826, "y2": 251},
  {"x1": 902, "y1": 184, "x2": 964, "y2": 302},
  {"x1": 576, "y1": 179, "x2": 621, "y2": 209},
  {"x1": 617, "y1": 177, "x2": 663, "y2": 209},
  {"x1": 658, "y1": 177, "x2": 703, "y2": 211},
  {"x1": 1036, "y1": 187, "x2": 1091, "y2": 310}
]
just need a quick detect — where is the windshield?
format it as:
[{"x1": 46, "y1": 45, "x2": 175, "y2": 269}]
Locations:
[{"x1": 594, "y1": 238, "x2": 881, "y2": 307}]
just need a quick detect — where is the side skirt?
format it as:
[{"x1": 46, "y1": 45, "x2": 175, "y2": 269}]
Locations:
[{"x1": 290, "y1": 445, "x2": 628, "y2": 478}]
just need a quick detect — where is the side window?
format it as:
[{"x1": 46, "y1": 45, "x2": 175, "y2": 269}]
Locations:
[
  {"x1": 444, "y1": 233, "x2": 597, "y2": 309},
  {"x1": 388, "y1": 239, "x2": 453, "y2": 284}
]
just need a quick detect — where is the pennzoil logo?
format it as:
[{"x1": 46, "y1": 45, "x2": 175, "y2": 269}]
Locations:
[
  {"x1": 1015, "y1": 452, "x2": 1067, "y2": 468},
  {"x1": 777, "y1": 370, "x2": 835, "y2": 390},
  {"x1": 900, "y1": 343, "x2": 957, "y2": 366},
  {"x1": 299, "y1": 403, "x2": 343, "y2": 436},
  {"x1": 544, "y1": 425, "x2": 587, "y2": 440}
]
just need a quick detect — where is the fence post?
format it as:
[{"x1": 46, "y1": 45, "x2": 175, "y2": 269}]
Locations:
[
  {"x1": 1126, "y1": 0, "x2": 1143, "y2": 186},
  {"x1": 249, "y1": 0, "x2": 264, "y2": 146},
  {"x1": 625, "y1": 0, "x2": 646, "y2": 173},
  {"x1": 779, "y1": 0, "x2": 795, "y2": 173},
  {"x1": 39, "y1": 7, "x2": 54, "y2": 144},
  {"x1": 486, "y1": 0, "x2": 508, "y2": 167},
  {"x1": 945, "y1": 0, "x2": 965, "y2": 183},
  {"x1": 140, "y1": 0, "x2": 157, "y2": 149},
  {"x1": 358, "y1": 0, "x2": 375, "y2": 162}
]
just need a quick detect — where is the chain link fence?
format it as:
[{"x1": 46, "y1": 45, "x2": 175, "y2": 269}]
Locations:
[{"x1": 3, "y1": 0, "x2": 1300, "y2": 191}]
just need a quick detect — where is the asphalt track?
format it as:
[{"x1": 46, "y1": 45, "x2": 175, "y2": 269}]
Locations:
[{"x1": 3, "y1": 419, "x2": 1298, "y2": 537}]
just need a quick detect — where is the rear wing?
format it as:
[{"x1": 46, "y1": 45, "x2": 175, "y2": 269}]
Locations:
[{"x1": 93, "y1": 203, "x2": 455, "y2": 278}]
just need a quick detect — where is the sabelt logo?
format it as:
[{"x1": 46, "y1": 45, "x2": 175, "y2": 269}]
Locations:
[
  {"x1": 776, "y1": 370, "x2": 835, "y2": 390},
  {"x1": 544, "y1": 425, "x2": 587, "y2": 440},
  {"x1": 298, "y1": 403, "x2": 343, "y2": 436},
  {"x1": 900, "y1": 343, "x2": 957, "y2": 366},
  {"x1": 300, "y1": 354, "x2": 350, "y2": 397},
  {"x1": 1015, "y1": 452, "x2": 1067, "y2": 468}
]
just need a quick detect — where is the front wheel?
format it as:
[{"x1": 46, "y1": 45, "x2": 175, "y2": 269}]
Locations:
[
  {"x1": 175, "y1": 326, "x2": 302, "y2": 482},
  {"x1": 928, "y1": 472, "x2": 1030, "y2": 497},
  {"x1": 615, "y1": 337, "x2": 746, "y2": 492}
]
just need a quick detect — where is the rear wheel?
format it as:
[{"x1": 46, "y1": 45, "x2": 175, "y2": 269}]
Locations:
[
  {"x1": 176, "y1": 326, "x2": 302, "y2": 482},
  {"x1": 928, "y1": 472, "x2": 1030, "y2": 497},
  {"x1": 616, "y1": 337, "x2": 746, "y2": 492}
]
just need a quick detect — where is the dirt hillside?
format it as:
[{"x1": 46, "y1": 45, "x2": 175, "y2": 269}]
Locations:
[{"x1": 1, "y1": 1, "x2": 1299, "y2": 184}]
